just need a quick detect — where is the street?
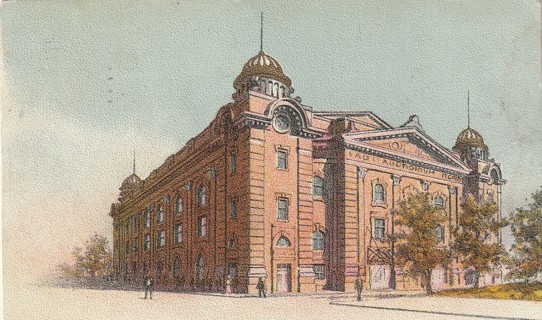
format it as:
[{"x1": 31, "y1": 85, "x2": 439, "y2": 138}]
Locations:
[{"x1": 4, "y1": 282, "x2": 542, "y2": 320}]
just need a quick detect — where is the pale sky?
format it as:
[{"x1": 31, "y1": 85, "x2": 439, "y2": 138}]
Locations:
[{"x1": 2, "y1": 0, "x2": 541, "y2": 282}]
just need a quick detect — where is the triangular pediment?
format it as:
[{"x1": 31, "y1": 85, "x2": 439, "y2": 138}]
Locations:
[{"x1": 343, "y1": 128, "x2": 471, "y2": 173}]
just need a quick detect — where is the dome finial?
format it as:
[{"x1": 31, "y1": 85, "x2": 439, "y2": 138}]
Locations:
[
  {"x1": 467, "y1": 90, "x2": 470, "y2": 129},
  {"x1": 260, "y1": 11, "x2": 264, "y2": 52},
  {"x1": 133, "y1": 149, "x2": 136, "y2": 175}
]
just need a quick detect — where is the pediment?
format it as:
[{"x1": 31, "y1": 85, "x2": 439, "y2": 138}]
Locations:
[{"x1": 343, "y1": 128, "x2": 470, "y2": 173}]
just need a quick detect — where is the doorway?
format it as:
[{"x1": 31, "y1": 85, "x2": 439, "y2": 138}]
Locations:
[{"x1": 276, "y1": 264, "x2": 291, "y2": 293}]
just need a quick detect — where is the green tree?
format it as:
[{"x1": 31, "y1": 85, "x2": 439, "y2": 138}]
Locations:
[
  {"x1": 508, "y1": 187, "x2": 542, "y2": 282},
  {"x1": 57, "y1": 233, "x2": 112, "y2": 285},
  {"x1": 393, "y1": 192, "x2": 451, "y2": 295},
  {"x1": 452, "y1": 195, "x2": 506, "y2": 288}
]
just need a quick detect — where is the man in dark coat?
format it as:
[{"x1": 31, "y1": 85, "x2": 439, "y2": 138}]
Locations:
[
  {"x1": 354, "y1": 275, "x2": 364, "y2": 302},
  {"x1": 144, "y1": 274, "x2": 154, "y2": 299},
  {"x1": 256, "y1": 277, "x2": 266, "y2": 298}
]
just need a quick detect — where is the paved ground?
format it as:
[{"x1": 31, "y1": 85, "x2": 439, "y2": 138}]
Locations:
[{"x1": 4, "y1": 281, "x2": 542, "y2": 320}]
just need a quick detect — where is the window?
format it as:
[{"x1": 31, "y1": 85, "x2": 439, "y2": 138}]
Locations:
[
  {"x1": 156, "y1": 205, "x2": 164, "y2": 224},
  {"x1": 198, "y1": 216, "x2": 207, "y2": 237},
  {"x1": 277, "y1": 236, "x2": 291, "y2": 247},
  {"x1": 374, "y1": 219, "x2": 385, "y2": 240},
  {"x1": 172, "y1": 257, "x2": 181, "y2": 278},
  {"x1": 196, "y1": 255, "x2": 204, "y2": 281},
  {"x1": 175, "y1": 224, "x2": 183, "y2": 244},
  {"x1": 313, "y1": 265, "x2": 325, "y2": 280},
  {"x1": 144, "y1": 210, "x2": 150, "y2": 228},
  {"x1": 313, "y1": 177, "x2": 323, "y2": 196},
  {"x1": 125, "y1": 241, "x2": 129, "y2": 254},
  {"x1": 434, "y1": 196, "x2": 444, "y2": 209},
  {"x1": 125, "y1": 223, "x2": 130, "y2": 235},
  {"x1": 374, "y1": 184, "x2": 385, "y2": 202},
  {"x1": 157, "y1": 230, "x2": 165, "y2": 248},
  {"x1": 144, "y1": 234, "x2": 150, "y2": 251},
  {"x1": 277, "y1": 150, "x2": 287, "y2": 169},
  {"x1": 312, "y1": 230, "x2": 324, "y2": 250},
  {"x1": 197, "y1": 185, "x2": 207, "y2": 206},
  {"x1": 277, "y1": 198, "x2": 288, "y2": 220},
  {"x1": 228, "y1": 238, "x2": 237, "y2": 249},
  {"x1": 175, "y1": 196, "x2": 183, "y2": 214},
  {"x1": 133, "y1": 237, "x2": 138, "y2": 252},
  {"x1": 487, "y1": 193, "x2": 494, "y2": 203},
  {"x1": 230, "y1": 200, "x2": 237, "y2": 220},
  {"x1": 156, "y1": 261, "x2": 163, "y2": 281},
  {"x1": 230, "y1": 153, "x2": 237, "y2": 174},
  {"x1": 436, "y1": 225, "x2": 445, "y2": 243}
]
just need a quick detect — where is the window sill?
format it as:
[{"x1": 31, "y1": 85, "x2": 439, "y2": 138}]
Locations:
[{"x1": 372, "y1": 201, "x2": 388, "y2": 208}]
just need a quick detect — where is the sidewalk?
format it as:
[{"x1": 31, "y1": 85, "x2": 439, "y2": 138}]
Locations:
[{"x1": 331, "y1": 295, "x2": 542, "y2": 319}]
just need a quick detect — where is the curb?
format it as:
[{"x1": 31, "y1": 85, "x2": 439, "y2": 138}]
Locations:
[{"x1": 330, "y1": 301, "x2": 538, "y2": 320}]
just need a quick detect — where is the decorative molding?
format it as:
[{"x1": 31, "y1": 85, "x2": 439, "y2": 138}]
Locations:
[
  {"x1": 182, "y1": 183, "x2": 192, "y2": 191},
  {"x1": 357, "y1": 167, "x2": 367, "y2": 179},
  {"x1": 392, "y1": 174, "x2": 401, "y2": 186},
  {"x1": 420, "y1": 180, "x2": 430, "y2": 191}
]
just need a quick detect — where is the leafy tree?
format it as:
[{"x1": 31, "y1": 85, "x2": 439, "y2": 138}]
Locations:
[
  {"x1": 452, "y1": 195, "x2": 507, "y2": 288},
  {"x1": 508, "y1": 187, "x2": 542, "y2": 282},
  {"x1": 57, "y1": 233, "x2": 113, "y2": 285},
  {"x1": 393, "y1": 192, "x2": 451, "y2": 295}
]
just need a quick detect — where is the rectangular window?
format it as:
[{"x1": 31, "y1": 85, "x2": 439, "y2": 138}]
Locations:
[
  {"x1": 230, "y1": 200, "x2": 237, "y2": 220},
  {"x1": 133, "y1": 237, "x2": 138, "y2": 252},
  {"x1": 374, "y1": 219, "x2": 385, "y2": 240},
  {"x1": 125, "y1": 223, "x2": 130, "y2": 235},
  {"x1": 144, "y1": 210, "x2": 150, "y2": 229},
  {"x1": 230, "y1": 153, "x2": 237, "y2": 174},
  {"x1": 277, "y1": 198, "x2": 288, "y2": 220},
  {"x1": 198, "y1": 217, "x2": 207, "y2": 237},
  {"x1": 144, "y1": 234, "x2": 151, "y2": 251},
  {"x1": 277, "y1": 150, "x2": 287, "y2": 169},
  {"x1": 436, "y1": 225, "x2": 445, "y2": 243},
  {"x1": 125, "y1": 241, "x2": 129, "y2": 254},
  {"x1": 175, "y1": 224, "x2": 183, "y2": 244},
  {"x1": 313, "y1": 265, "x2": 325, "y2": 280},
  {"x1": 313, "y1": 177, "x2": 323, "y2": 196},
  {"x1": 156, "y1": 206, "x2": 164, "y2": 224},
  {"x1": 157, "y1": 230, "x2": 165, "y2": 248}
]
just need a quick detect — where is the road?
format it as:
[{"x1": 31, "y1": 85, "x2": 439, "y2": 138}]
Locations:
[{"x1": 4, "y1": 282, "x2": 542, "y2": 320}]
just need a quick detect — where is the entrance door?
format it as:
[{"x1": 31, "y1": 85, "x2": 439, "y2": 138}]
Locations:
[{"x1": 276, "y1": 264, "x2": 291, "y2": 293}]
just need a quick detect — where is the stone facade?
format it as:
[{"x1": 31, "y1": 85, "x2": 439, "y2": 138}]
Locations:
[{"x1": 109, "y1": 50, "x2": 505, "y2": 294}]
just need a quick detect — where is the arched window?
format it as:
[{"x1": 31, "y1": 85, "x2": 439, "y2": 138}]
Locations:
[
  {"x1": 172, "y1": 257, "x2": 181, "y2": 278},
  {"x1": 434, "y1": 196, "x2": 444, "y2": 209},
  {"x1": 277, "y1": 236, "x2": 291, "y2": 247},
  {"x1": 313, "y1": 176, "x2": 324, "y2": 196},
  {"x1": 197, "y1": 185, "x2": 207, "y2": 206},
  {"x1": 312, "y1": 230, "x2": 324, "y2": 250},
  {"x1": 490, "y1": 169, "x2": 499, "y2": 185},
  {"x1": 273, "y1": 83, "x2": 279, "y2": 97},
  {"x1": 374, "y1": 184, "x2": 385, "y2": 202},
  {"x1": 175, "y1": 196, "x2": 183, "y2": 214},
  {"x1": 196, "y1": 255, "x2": 204, "y2": 281}
]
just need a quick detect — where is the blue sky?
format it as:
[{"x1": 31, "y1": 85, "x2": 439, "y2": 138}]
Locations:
[{"x1": 2, "y1": 0, "x2": 541, "y2": 280}]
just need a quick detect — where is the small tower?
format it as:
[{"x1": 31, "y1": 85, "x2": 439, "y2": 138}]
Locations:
[{"x1": 119, "y1": 152, "x2": 142, "y2": 200}]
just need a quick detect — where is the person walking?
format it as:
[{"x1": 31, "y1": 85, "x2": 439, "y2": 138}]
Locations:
[
  {"x1": 226, "y1": 275, "x2": 232, "y2": 294},
  {"x1": 144, "y1": 274, "x2": 154, "y2": 300},
  {"x1": 354, "y1": 275, "x2": 364, "y2": 302},
  {"x1": 256, "y1": 277, "x2": 266, "y2": 298}
]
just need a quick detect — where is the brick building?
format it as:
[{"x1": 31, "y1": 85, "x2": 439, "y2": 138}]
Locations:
[{"x1": 109, "y1": 49, "x2": 505, "y2": 294}]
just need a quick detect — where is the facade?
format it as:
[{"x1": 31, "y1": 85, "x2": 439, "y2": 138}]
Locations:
[{"x1": 109, "y1": 49, "x2": 505, "y2": 294}]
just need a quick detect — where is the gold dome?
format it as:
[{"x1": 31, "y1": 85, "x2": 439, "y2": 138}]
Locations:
[
  {"x1": 453, "y1": 127, "x2": 488, "y2": 151},
  {"x1": 233, "y1": 51, "x2": 292, "y2": 88}
]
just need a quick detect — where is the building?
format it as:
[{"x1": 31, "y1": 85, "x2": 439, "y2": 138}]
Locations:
[{"x1": 109, "y1": 48, "x2": 505, "y2": 294}]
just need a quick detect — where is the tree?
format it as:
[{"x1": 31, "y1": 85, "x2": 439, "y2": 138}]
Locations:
[
  {"x1": 57, "y1": 233, "x2": 113, "y2": 285},
  {"x1": 452, "y1": 195, "x2": 506, "y2": 288},
  {"x1": 508, "y1": 187, "x2": 542, "y2": 282},
  {"x1": 393, "y1": 192, "x2": 451, "y2": 295}
]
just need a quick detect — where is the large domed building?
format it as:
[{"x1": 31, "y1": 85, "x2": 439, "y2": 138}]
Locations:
[{"x1": 109, "y1": 48, "x2": 504, "y2": 294}]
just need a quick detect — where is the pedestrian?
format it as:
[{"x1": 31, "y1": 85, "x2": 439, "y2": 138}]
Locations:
[
  {"x1": 144, "y1": 274, "x2": 154, "y2": 300},
  {"x1": 354, "y1": 275, "x2": 363, "y2": 302},
  {"x1": 256, "y1": 277, "x2": 266, "y2": 298},
  {"x1": 226, "y1": 275, "x2": 232, "y2": 294}
]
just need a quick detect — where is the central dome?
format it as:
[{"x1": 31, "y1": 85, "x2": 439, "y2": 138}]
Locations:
[
  {"x1": 453, "y1": 127, "x2": 488, "y2": 151},
  {"x1": 120, "y1": 173, "x2": 142, "y2": 190},
  {"x1": 233, "y1": 51, "x2": 292, "y2": 89}
]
